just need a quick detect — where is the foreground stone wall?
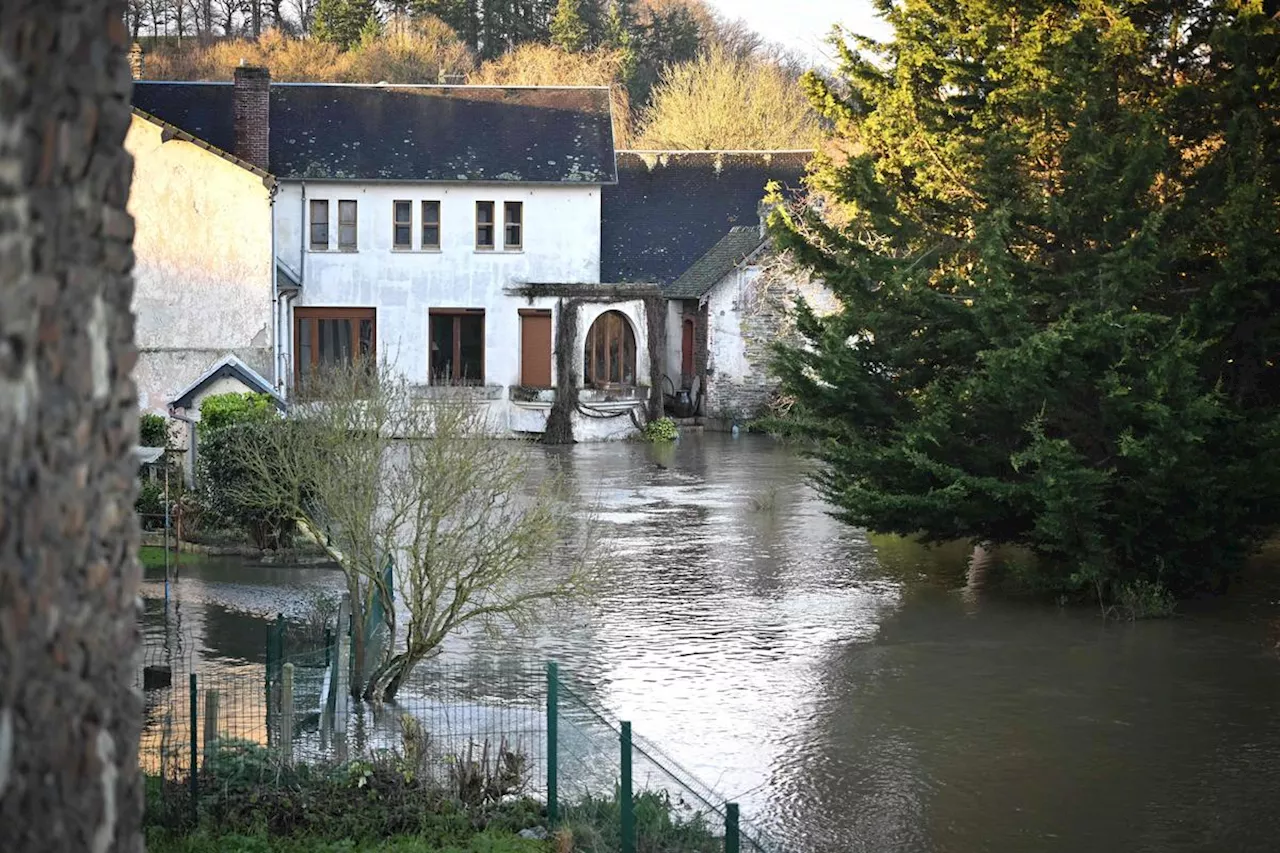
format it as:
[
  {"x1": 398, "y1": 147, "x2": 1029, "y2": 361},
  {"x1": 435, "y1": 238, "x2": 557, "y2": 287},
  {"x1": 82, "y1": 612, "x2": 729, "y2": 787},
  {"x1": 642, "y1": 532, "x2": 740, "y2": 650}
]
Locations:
[{"x1": 0, "y1": 1, "x2": 143, "y2": 851}]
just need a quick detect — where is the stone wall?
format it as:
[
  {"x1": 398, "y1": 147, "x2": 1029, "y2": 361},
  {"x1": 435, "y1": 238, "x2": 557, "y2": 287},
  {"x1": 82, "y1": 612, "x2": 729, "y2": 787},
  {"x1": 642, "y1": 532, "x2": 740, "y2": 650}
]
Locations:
[
  {"x1": 704, "y1": 252, "x2": 835, "y2": 422},
  {"x1": 0, "y1": 1, "x2": 143, "y2": 850}
]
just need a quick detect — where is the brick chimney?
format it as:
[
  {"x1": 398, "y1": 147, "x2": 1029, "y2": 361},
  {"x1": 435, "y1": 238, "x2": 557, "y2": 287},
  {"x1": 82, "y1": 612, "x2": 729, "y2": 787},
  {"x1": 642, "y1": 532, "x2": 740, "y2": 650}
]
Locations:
[
  {"x1": 128, "y1": 43, "x2": 145, "y2": 80},
  {"x1": 233, "y1": 64, "x2": 271, "y2": 172}
]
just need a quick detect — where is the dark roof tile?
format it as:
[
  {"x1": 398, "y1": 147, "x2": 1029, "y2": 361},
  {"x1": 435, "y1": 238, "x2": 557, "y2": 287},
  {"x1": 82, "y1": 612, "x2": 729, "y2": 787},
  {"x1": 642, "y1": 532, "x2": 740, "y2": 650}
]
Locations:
[
  {"x1": 132, "y1": 82, "x2": 617, "y2": 183},
  {"x1": 600, "y1": 151, "x2": 809, "y2": 284},
  {"x1": 665, "y1": 226, "x2": 766, "y2": 299}
]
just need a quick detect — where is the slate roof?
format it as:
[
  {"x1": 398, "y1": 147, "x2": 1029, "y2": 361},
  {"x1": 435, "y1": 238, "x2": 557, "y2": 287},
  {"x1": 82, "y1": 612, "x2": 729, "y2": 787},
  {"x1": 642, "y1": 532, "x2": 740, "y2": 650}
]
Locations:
[
  {"x1": 665, "y1": 227, "x2": 766, "y2": 299},
  {"x1": 600, "y1": 151, "x2": 810, "y2": 284},
  {"x1": 131, "y1": 82, "x2": 617, "y2": 183}
]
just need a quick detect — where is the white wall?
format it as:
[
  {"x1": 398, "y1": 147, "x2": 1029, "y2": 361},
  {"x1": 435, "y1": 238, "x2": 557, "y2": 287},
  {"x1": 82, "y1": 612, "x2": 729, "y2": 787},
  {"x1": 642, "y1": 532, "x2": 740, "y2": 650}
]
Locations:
[
  {"x1": 126, "y1": 116, "x2": 273, "y2": 412},
  {"x1": 278, "y1": 180, "x2": 648, "y2": 438},
  {"x1": 706, "y1": 264, "x2": 760, "y2": 385},
  {"x1": 276, "y1": 180, "x2": 602, "y2": 389}
]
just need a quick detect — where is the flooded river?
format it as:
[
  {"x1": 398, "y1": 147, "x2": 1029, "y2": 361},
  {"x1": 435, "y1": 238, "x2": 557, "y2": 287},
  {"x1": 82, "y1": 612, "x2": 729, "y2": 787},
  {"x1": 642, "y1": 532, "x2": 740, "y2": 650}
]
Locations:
[{"x1": 140, "y1": 434, "x2": 1280, "y2": 852}]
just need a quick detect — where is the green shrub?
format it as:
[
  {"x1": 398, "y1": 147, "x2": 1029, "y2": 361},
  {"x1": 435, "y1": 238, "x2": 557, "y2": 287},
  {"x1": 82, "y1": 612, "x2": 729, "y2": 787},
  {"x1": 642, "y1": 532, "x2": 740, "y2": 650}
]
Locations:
[
  {"x1": 136, "y1": 480, "x2": 165, "y2": 527},
  {"x1": 199, "y1": 421, "x2": 295, "y2": 550},
  {"x1": 198, "y1": 392, "x2": 277, "y2": 439},
  {"x1": 141, "y1": 413, "x2": 171, "y2": 447},
  {"x1": 1116, "y1": 578, "x2": 1177, "y2": 620},
  {"x1": 642, "y1": 417, "x2": 677, "y2": 442}
]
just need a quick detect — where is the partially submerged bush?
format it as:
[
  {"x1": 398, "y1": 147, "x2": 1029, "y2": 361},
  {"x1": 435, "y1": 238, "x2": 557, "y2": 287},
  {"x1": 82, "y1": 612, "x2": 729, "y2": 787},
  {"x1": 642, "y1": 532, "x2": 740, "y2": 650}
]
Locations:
[{"x1": 642, "y1": 417, "x2": 677, "y2": 442}]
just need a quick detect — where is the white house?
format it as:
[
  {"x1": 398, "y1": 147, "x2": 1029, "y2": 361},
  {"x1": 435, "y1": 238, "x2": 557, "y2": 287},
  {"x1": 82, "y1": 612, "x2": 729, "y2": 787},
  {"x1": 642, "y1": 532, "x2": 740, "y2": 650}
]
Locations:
[
  {"x1": 132, "y1": 69, "x2": 659, "y2": 441},
  {"x1": 128, "y1": 68, "x2": 822, "y2": 439}
]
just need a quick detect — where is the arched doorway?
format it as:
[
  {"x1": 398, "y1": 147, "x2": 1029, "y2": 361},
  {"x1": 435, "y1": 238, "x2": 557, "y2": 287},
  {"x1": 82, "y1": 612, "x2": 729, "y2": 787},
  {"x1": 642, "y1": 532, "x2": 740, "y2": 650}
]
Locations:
[{"x1": 583, "y1": 310, "x2": 637, "y2": 388}]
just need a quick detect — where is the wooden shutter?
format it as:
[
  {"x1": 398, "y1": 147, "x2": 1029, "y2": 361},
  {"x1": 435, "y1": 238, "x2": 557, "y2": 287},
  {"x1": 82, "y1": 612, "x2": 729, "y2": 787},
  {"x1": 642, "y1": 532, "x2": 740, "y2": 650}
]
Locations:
[{"x1": 519, "y1": 310, "x2": 552, "y2": 388}]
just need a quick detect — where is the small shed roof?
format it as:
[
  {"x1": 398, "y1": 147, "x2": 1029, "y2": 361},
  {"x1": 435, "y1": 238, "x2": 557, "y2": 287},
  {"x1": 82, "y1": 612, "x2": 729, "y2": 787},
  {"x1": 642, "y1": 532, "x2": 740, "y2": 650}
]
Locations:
[
  {"x1": 665, "y1": 227, "x2": 767, "y2": 300},
  {"x1": 168, "y1": 355, "x2": 284, "y2": 412}
]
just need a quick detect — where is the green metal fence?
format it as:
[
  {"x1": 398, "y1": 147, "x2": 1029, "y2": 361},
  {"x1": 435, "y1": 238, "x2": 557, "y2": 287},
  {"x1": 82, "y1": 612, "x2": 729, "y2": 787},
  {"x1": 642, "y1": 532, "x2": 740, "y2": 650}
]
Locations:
[{"x1": 139, "y1": 618, "x2": 784, "y2": 852}]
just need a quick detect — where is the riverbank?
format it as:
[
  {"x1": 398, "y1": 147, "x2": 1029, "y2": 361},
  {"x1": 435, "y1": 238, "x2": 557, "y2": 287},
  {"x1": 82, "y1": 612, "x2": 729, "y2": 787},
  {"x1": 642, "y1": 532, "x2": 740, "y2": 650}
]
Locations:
[{"x1": 147, "y1": 831, "x2": 547, "y2": 853}]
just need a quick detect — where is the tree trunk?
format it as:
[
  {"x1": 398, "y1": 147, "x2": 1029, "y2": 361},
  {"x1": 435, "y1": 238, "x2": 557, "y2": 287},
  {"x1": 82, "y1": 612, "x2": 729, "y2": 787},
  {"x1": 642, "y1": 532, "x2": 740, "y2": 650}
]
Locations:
[
  {"x1": 0, "y1": 2, "x2": 143, "y2": 852},
  {"x1": 543, "y1": 298, "x2": 582, "y2": 445}
]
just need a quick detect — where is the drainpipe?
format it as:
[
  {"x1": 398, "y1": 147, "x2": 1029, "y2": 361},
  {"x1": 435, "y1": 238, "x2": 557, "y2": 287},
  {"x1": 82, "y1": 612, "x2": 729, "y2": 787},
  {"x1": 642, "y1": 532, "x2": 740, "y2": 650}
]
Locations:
[
  {"x1": 270, "y1": 188, "x2": 279, "y2": 391},
  {"x1": 167, "y1": 408, "x2": 198, "y2": 488}
]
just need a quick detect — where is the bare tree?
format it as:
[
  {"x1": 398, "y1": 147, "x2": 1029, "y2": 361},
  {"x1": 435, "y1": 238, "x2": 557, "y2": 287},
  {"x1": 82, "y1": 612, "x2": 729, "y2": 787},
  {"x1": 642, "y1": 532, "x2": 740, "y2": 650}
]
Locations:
[
  {"x1": 249, "y1": 0, "x2": 261, "y2": 35},
  {"x1": 0, "y1": 0, "x2": 142, "y2": 850},
  {"x1": 212, "y1": 0, "x2": 243, "y2": 35},
  {"x1": 290, "y1": 0, "x2": 314, "y2": 34},
  {"x1": 225, "y1": 365, "x2": 595, "y2": 703}
]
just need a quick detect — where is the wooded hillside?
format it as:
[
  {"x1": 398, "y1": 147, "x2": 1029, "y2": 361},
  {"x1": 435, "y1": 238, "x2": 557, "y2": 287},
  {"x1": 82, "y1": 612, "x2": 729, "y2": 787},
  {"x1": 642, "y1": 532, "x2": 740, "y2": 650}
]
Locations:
[{"x1": 126, "y1": 0, "x2": 822, "y2": 149}]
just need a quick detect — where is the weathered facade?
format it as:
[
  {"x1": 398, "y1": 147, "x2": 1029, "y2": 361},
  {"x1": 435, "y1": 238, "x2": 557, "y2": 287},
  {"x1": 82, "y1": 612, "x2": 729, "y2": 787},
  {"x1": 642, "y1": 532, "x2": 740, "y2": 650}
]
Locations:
[
  {"x1": 131, "y1": 73, "x2": 657, "y2": 440},
  {"x1": 601, "y1": 151, "x2": 831, "y2": 422},
  {"x1": 127, "y1": 70, "x2": 826, "y2": 438},
  {"x1": 125, "y1": 112, "x2": 274, "y2": 416}
]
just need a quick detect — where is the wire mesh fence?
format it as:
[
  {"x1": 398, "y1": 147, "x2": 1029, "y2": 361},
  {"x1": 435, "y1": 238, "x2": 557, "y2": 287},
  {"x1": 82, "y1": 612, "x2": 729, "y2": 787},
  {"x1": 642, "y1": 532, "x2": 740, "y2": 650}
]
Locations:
[{"x1": 139, "y1": 616, "x2": 785, "y2": 852}]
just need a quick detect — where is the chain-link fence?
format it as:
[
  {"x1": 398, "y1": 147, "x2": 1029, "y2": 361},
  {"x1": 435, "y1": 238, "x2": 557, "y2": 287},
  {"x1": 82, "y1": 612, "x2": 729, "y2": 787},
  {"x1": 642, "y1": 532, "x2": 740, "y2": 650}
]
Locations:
[{"x1": 140, "y1": 618, "x2": 784, "y2": 852}]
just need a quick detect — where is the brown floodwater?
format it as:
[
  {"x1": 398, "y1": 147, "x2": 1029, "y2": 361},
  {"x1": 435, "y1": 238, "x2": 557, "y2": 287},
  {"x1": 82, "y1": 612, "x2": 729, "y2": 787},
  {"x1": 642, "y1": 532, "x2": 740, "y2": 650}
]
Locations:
[{"x1": 141, "y1": 433, "x2": 1280, "y2": 852}]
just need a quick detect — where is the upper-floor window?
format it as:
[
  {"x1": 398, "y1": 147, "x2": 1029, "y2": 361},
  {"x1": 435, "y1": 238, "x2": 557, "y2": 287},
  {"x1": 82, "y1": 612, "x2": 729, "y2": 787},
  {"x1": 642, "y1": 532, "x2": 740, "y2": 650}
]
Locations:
[
  {"x1": 504, "y1": 201, "x2": 523, "y2": 250},
  {"x1": 475, "y1": 201, "x2": 495, "y2": 250},
  {"x1": 338, "y1": 200, "x2": 358, "y2": 250},
  {"x1": 393, "y1": 200, "x2": 412, "y2": 250},
  {"x1": 310, "y1": 200, "x2": 329, "y2": 250},
  {"x1": 422, "y1": 201, "x2": 441, "y2": 250}
]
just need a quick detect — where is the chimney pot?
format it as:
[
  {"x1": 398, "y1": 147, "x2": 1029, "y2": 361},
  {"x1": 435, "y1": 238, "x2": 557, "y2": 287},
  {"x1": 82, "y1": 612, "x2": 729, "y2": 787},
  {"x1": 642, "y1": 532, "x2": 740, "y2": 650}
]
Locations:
[{"x1": 233, "y1": 65, "x2": 271, "y2": 172}]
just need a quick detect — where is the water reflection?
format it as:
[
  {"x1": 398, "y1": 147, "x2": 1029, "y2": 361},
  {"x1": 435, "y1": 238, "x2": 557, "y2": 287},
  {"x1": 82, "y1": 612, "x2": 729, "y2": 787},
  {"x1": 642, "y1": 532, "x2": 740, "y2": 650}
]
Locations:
[{"x1": 141, "y1": 433, "x2": 1280, "y2": 852}]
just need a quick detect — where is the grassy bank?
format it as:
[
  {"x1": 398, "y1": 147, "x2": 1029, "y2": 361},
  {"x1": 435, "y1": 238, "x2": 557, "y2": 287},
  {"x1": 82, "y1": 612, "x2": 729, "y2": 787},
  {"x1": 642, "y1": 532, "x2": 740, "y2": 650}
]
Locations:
[
  {"x1": 139, "y1": 545, "x2": 208, "y2": 570},
  {"x1": 146, "y1": 830, "x2": 549, "y2": 853}
]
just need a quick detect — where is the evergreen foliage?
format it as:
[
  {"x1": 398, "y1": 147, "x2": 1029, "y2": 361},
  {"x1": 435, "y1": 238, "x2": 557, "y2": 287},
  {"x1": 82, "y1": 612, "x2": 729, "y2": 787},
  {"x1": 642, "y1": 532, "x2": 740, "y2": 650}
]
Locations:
[
  {"x1": 771, "y1": 1, "x2": 1280, "y2": 601},
  {"x1": 314, "y1": 0, "x2": 379, "y2": 49},
  {"x1": 550, "y1": 0, "x2": 589, "y2": 52}
]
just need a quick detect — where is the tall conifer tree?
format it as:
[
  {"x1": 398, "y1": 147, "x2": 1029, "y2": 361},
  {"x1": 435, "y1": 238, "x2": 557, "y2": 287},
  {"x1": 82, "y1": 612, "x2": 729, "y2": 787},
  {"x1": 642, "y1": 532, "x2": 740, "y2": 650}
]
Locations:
[{"x1": 772, "y1": 1, "x2": 1280, "y2": 601}]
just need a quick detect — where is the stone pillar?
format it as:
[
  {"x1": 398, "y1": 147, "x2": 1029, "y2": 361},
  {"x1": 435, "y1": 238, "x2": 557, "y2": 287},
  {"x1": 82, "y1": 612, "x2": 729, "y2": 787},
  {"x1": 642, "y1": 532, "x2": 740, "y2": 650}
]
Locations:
[
  {"x1": 0, "y1": 1, "x2": 143, "y2": 851},
  {"x1": 233, "y1": 64, "x2": 271, "y2": 172}
]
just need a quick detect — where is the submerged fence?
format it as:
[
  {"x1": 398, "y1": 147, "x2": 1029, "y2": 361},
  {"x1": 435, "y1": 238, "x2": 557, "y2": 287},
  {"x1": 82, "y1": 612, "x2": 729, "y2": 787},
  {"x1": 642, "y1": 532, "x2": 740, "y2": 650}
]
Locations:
[{"x1": 139, "y1": 615, "x2": 783, "y2": 853}]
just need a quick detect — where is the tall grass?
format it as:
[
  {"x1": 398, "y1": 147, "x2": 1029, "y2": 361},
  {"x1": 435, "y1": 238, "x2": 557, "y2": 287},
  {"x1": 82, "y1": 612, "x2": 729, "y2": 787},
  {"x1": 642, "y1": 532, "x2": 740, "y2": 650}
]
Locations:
[
  {"x1": 470, "y1": 43, "x2": 634, "y2": 148},
  {"x1": 141, "y1": 17, "x2": 473, "y2": 84}
]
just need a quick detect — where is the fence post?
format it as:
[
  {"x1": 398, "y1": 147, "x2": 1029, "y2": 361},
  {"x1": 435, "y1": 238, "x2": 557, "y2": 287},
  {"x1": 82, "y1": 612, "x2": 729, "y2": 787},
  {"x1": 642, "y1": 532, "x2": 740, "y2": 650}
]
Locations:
[
  {"x1": 621, "y1": 720, "x2": 635, "y2": 853},
  {"x1": 281, "y1": 662, "x2": 295, "y2": 766},
  {"x1": 725, "y1": 803, "x2": 740, "y2": 853},
  {"x1": 264, "y1": 621, "x2": 275, "y2": 746},
  {"x1": 274, "y1": 613, "x2": 286, "y2": 663},
  {"x1": 188, "y1": 672, "x2": 199, "y2": 828},
  {"x1": 334, "y1": 596, "x2": 351, "y2": 762},
  {"x1": 546, "y1": 661, "x2": 559, "y2": 826},
  {"x1": 203, "y1": 689, "x2": 220, "y2": 762}
]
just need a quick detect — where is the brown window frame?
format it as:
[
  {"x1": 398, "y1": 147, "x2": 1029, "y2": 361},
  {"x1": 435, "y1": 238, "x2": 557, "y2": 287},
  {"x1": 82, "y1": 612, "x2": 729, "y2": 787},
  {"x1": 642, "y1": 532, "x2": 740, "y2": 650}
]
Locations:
[
  {"x1": 338, "y1": 199, "x2": 358, "y2": 251},
  {"x1": 392, "y1": 200, "x2": 412, "y2": 250},
  {"x1": 421, "y1": 200, "x2": 441, "y2": 250},
  {"x1": 293, "y1": 307, "x2": 376, "y2": 386},
  {"x1": 583, "y1": 310, "x2": 637, "y2": 389},
  {"x1": 475, "y1": 201, "x2": 495, "y2": 250},
  {"x1": 504, "y1": 201, "x2": 523, "y2": 250},
  {"x1": 310, "y1": 199, "x2": 329, "y2": 250},
  {"x1": 429, "y1": 308, "x2": 486, "y2": 386}
]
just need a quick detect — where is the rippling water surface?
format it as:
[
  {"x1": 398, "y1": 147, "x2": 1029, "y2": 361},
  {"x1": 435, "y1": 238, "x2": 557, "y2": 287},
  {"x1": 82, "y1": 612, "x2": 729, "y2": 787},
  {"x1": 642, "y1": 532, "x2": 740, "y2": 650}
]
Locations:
[{"x1": 141, "y1": 433, "x2": 1280, "y2": 852}]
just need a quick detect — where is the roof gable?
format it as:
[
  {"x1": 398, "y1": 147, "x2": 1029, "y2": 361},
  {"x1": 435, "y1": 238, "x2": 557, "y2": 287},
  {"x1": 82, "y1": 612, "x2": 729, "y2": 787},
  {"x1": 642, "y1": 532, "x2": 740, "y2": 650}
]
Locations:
[
  {"x1": 169, "y1": 355, "x2": 284, "y2": 412},
  {"x1": 601, "y1": 151, "x2": 810, "y2": 285},
  {"x1": 131, "y1": 82, "x2": 617, "y2": 184},
  {"x1": 666, "y1": 227, "x2": 767, "y2": 299}
]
